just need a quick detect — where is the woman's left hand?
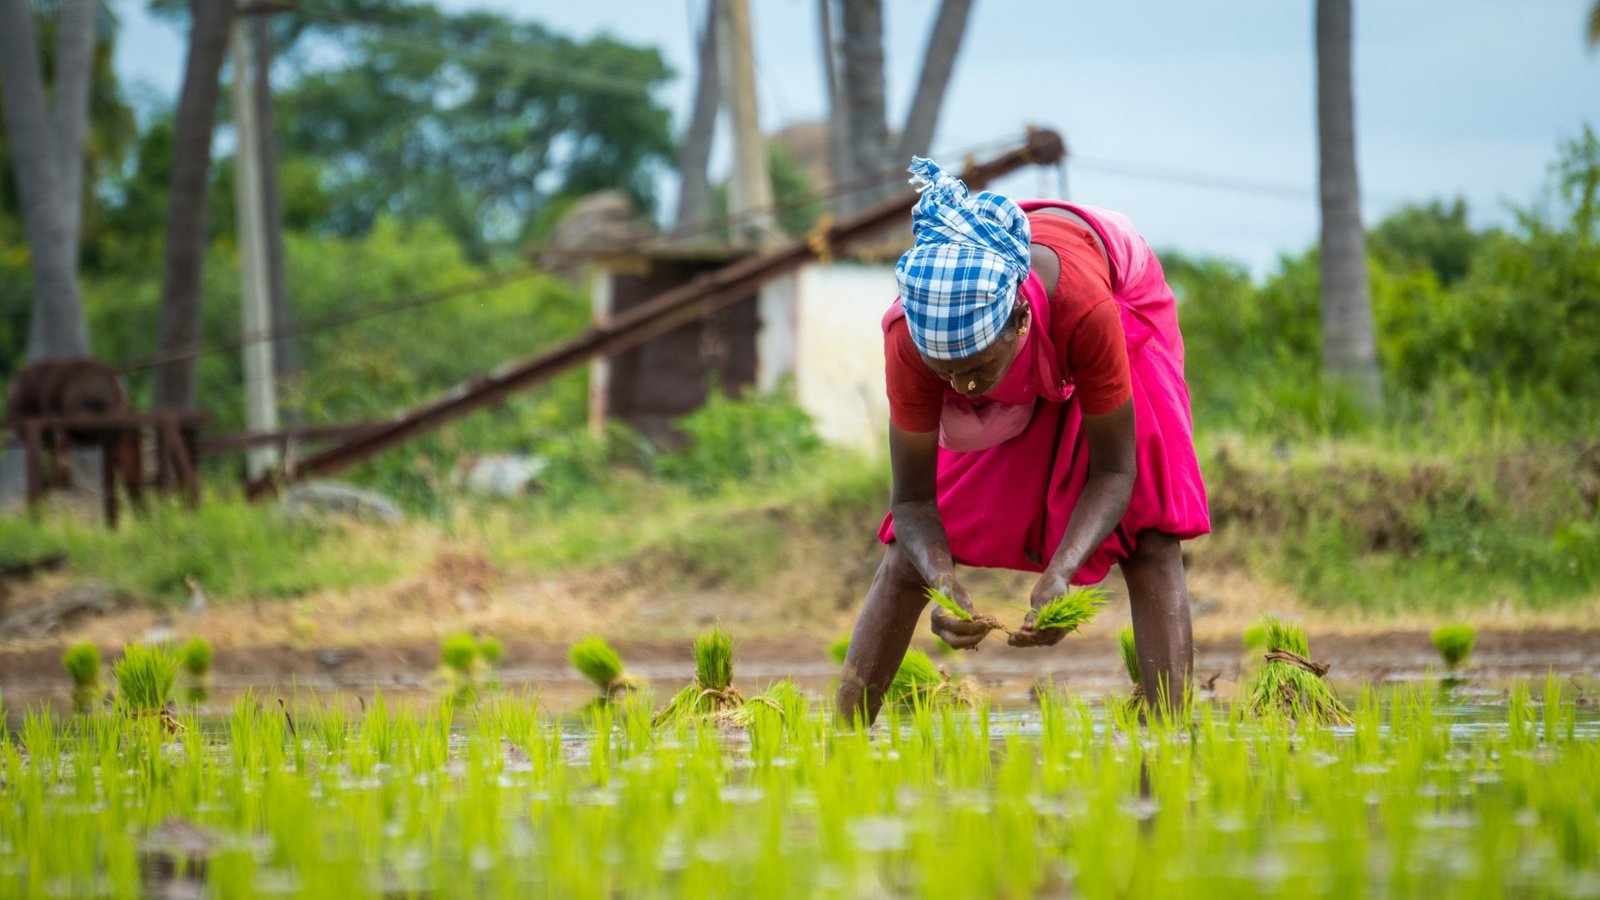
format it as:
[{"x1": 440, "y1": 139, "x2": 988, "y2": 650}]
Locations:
[{"x1": 1008, "y1": 569, "x2": 1074, "y2": 648}]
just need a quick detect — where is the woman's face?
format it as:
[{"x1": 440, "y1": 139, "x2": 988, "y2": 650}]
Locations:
[{"x1": 919, "y1": 301, "x2": 1028, "y2": 399}]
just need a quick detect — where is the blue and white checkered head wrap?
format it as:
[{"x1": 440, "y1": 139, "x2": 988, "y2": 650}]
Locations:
[{"x1": 894, "y1": 156, "x2": 1032, "y2": 360}]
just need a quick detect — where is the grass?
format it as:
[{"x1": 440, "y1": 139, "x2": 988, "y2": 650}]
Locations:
[
  {"x1": 1117, "y1": 626, "x2": 1141, "y2": 686},
  {"x1": 3, "y1": 674, "x2": 1596, "y2": 897},
  {"x1": 1244, "y1": 618, "x2": 1351, "y2": 725},
  {"x1": 569, "y1": 637, "x2": 638, "y2": 699},
  {"x1": 111, "y1": 644, "x2": 178, "y2": 712},
  {"x1": 1431, "y1": 624, "x2": 1476, "y2": 669}
]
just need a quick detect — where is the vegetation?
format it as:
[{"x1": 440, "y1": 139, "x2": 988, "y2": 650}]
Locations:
[
  {"x1": 1431, "y1": 624, "x2": 1477, "y2": 670},
  {"x1": 1117, "y1": 626, "x2": 1141, "y2": 687},
  {"x1": 1244, "y1": 618, "x2": 1351, "y2": 725},
  {"x1": 180, "y1": 638, "x2": 213, "y2": 704},
  {"x1": 1030, "y1": 587, "x2": 1111, "y2": 635},
  {"x1": 656, "y1": 625, "x2": 744, "y2": 723},
  {"x1": 3, "y1": 676, "x2": 1595, "y2": 896},
  {"x1": 111, "y1": 645, "x2": 179, "y2": 713},
  {"x1": 61, "y1": 643, "x2": 101, "y2": 713},
  {"x1": 569, "y1": 637, "x2": 638, "y2": 699}
]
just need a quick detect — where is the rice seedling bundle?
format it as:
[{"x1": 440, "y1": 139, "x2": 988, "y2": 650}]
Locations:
[
  {"x1": 1243, "y1": 618, "x2": 1350, "y2": 725},
  {"x1": 180, "y1": 639, "x2": 213, "y2": 705},
  {"x1": 827, "y1": 635, "x2": 851, "y2": 665},
  {"x1": 112, "y1": 644, "x2": 181, "y2": 729},
  {"x1": 440, "y1": 634, "x2": 479, "y2": 675},
  {"x1": 886, "y1": 648, "x2": 976, "y2": 708},
  {"x1": 61, "y1": 643, "x2": 101, "y2": 714},
  {"x1": 655, "y1": 626, "x2": 745, "y2": 724},
  {"x1": 1029, "y1": 586, "x2": 1110, "y2": 636},
  {"x1": 570, "y1": 637, "x2": 639, "y2": 699},
  {"x1": 1431, "y1": 624, "x2": 1475, "y2": 670}
]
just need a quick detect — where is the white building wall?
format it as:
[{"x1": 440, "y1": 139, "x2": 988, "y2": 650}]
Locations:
[{"x1": 790, "y1": 262, "x2": 898, "y2": 455}]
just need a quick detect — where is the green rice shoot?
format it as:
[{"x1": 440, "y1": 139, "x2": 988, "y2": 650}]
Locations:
[
  {"x1": 478, "y1": 636, "x2": 505, "y2": 666},
  {"x1": 693, "y1": 625, "x2": 734, "y2": 692},
  {"x1": 828, "y1": 635, "x2": 851, "y2": 665},
  {"x1": 1431, "y1": 624, "x2": 1476, "y2": 670},
  {"x1": 1031, "y1": 586, "x2": 1110, "y2": 634},
  {"x1": 570, "y1": 637, "x2": 638, "y2": 698},
  {"x1": 62, "y1": 643, "x2": 100, "y2": 689},
  {"x1": 887, "y1": 648, "x2": 974, "y2": 708},
  {"x1": 440, "y1": 634, "x2": 478, "y2": 675},
  {"x1": 180, "y1": 638, "x2": 213, "y2": 678},
  {"x1": 924, "y1": 587, "x2": 972, "y2": 620},
  {"x1": 1118, "y1": 626, "x2": 1141, "y2": 686},
  {"x1": 655, "y1": 625, "x2": 743, "y2": 724},
  {"x1": 112, "y1": 644, "x2": 179, "y2": 712},
  {"x1": 1244, "y1": 618, "x2": 1350, "y2": 725}
]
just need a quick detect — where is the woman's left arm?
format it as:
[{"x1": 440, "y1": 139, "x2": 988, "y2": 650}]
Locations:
[{"x1": 1010, "y1": 399, "x2": 1136, "y2": 646}]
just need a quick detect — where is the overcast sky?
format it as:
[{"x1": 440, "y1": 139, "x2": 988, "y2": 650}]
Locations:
[{"x1": 115, "y1": 0, "x2": 1600, "y2": 275}]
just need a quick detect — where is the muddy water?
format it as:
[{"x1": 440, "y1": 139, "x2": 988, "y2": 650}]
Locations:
[{"x1": 5, "y1": 632, "x2": 1599, "y2": 725}]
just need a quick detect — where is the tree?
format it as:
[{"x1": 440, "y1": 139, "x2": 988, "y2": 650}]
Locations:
[
  {"x1": 836, "y1": 0, "x2": 890, "y2": 217},
  {"x1": 675, "y1": 0, "x2": 721, "y2": 231},
  {"x1": 0, "y1": 0, "x2": 98, "y2": 360},
  {"x1": 1588, "y1": 0, "x2": 1600, "y2": 49},
  {"x1": 896, "y1": 0, "x2": 974, "y2": 162},
  {"x1": 1315, "y1": 0, "x2": 1382, "y2": 410},
  {"x1": 153, "y1": 0, "x2": 235, "y2": 412},
  {"x1": 274, "y1": 8, "x2": 675, "y2": 256}
]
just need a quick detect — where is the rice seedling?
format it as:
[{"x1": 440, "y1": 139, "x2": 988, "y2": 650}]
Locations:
[
  {"x1": 654, "y1": 625, "x2": 745, "y2": 723},
  {"x1": 112, "y1": 644, "x2": 181, "y2": 730},
  {"x1": 61, "y1": 642, "x2": 102, "y2": 713},
  {"x1": 438, "y1": 634, "x2": 491, "y2": 702},
  {"x1": 440, "y1": 633, "x2": 478, "y2": 674},
  {"x1": 886, "y1": 647, "x2": 976, "y2": 708},
  {"x1": 569, "y1": 636, "x2": 640, "y2": 700},
  {"x1": 1028, "y1": 586, "x2": 1111, "y2": 635},
  {"x1": 1243, "y1": 617, "x2": 1351, "y2": 725},
  {"x1": 924, "y1": 586, "x2": 972, "y2": 620},
  {"x1": 477, "y1": 636, "x2": 505, "y2": 667},
  {"x1": 180, "y1": 638, "x2": 213, "y2": 704},
  {"x1": 827, "y1": 634, "x2": 851, "y2": 664},
  {"x1": 1431, "y1": 624, "x2": 1476, "y2": 670}
]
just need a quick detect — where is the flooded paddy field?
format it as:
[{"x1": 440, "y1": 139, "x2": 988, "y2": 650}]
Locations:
[{"x1": 3, "y1": 640, "x2": 1599, "y2": 897}]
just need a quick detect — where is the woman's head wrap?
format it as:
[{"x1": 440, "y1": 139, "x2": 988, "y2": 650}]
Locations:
[{"x1": 894, "y1": 156, "x2": 1031, "y2": 360}]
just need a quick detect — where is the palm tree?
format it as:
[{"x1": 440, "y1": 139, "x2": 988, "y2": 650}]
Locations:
[
  {"x1": 0, "y1": 0, "x2": 97, "y2": 360},
  {"x1": 837, "y1": 0, "x2": 890, "y2": 217},
  {"x1": 154, "y1": 0, "x2": 234, "y2": 412},
  {"x1": 1315, "y1": 0, "x2": 1382, "y2": 411},
  {"x1": 896, "y1": 0, "x2": 975, "y2": 162}
]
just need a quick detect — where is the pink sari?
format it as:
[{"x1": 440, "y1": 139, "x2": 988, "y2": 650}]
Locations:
[{"x1": 878, "y1": 201, "x2": 1211, "y2": 583}]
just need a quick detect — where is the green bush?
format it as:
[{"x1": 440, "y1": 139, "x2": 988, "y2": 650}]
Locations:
[{"x1": 656, "y1": 388, "x2": 822, "y2": 492}]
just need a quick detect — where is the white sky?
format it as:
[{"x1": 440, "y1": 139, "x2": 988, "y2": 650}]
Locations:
[{"x1": 115, "y1": 0, "x2": 1600, "y2": 274}]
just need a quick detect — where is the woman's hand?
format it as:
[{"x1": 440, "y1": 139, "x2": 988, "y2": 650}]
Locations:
[
  {"x1": 928, "y1": 574, "x2": 995, "y2": 650},
  {"x1": 1008, "y1": 568, "x2": 1073, "y2": 648}
]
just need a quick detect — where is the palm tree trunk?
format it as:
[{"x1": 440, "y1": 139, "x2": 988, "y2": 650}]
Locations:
[
  {"x1": 250, "y1": 14, "x2": 297, "y2": 397},
  {"x1": 0, "y1": 0, "x2": 91, "y2": 360},
  {"x1": 1315, "y1": 0, "x2": 1381, "y2": 410},
  {"x1": 51, "y1": 0, "x2": 95, "y2": 266},
  {"x1": 817, "y1": 0, "x2": 846, "y2": 206},
  {"x1": 838, "y1": 0, "x2": 890, "y2": 217},
  {"x1": 154, "y1": 0, "x2": 235, "y2": 412},
  {"x1": 674, "y1": 0, "x2": 721, "y2": 232},
  {"x1": 896, "y1": 0, "x2": 973, "y2": 162}
]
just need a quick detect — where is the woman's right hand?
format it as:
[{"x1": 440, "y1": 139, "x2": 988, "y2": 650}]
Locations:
[{"x1": 928, "y1": 574, "x2": 995, "y2": 650}]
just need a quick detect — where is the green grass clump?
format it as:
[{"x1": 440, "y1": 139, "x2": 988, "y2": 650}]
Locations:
[
  {"x1": 62, "y1": 643, "x2": 102, "y2": 713},
  {"x1": 1244, "y1": 618, "x2": 1350, "y2": 725},
  {"x1": 181, "y1": 639, "x2": 213, "y2": 678},
  {"x1": 441, "y1": 634, "x2": 479, "y2": 675},
  {"x1": 180, "y1": 638, "x2": 213, "y2": 705},
  {"x1": 478, "y1": 637, "x2": 505, "y2": 666},
  {"x1": 656, "y1": 625, "x2": 743, "y2": 724},
  {"x1": 1431, "y1": 624, "x2": 1476, "y2": 669},
  {"x1": 570, "y1": 637, "x2": 638, "y2": 699},
  {"x1": 1031, "y1": 587, "x2": 1110, "y2": 635},
  {"x1": 828, "y1": 635, "x2": 851, "y2": 665},
  {"x1": 113, "y1": 645, "x2": 179, "y2": 713},
  {"x1": 1118, "y1": 626, "x2": 1141, "y2": 686}
]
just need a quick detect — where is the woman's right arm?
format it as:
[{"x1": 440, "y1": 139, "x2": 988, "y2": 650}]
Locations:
[{"x1": 888, "y1": 423, "x2": 991, "y2": 648}]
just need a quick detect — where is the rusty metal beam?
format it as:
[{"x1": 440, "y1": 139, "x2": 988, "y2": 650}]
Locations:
[
  {"x1": 198, "y1": 421, "x2": 385, "y2": 455},
  {"x1": 245, "y1": 129, "x2": 1066, "y2": 500}
]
